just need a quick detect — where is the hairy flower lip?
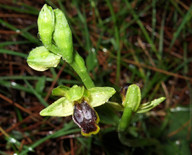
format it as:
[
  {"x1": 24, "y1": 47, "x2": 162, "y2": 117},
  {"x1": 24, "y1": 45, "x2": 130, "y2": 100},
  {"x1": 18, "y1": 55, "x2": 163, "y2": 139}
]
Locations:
[{"x1": 72, "y1": 100, "x2": 100, "y2": 136}]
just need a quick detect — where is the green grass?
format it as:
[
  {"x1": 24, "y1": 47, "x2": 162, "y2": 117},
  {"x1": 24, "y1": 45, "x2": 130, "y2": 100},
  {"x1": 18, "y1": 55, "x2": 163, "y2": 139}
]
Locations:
[{"x1": 0, "y1": 0, "x2": 192, "y2": 154}]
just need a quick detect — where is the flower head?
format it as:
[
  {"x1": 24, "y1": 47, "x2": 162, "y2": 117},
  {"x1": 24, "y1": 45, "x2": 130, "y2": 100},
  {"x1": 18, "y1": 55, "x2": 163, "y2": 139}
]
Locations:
[{"x1": 40, "y1": 85, "x2": 116, "y2": 136}]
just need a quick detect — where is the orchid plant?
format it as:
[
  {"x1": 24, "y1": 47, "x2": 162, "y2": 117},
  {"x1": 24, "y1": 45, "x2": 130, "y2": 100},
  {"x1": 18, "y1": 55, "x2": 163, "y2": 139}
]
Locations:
[{"x1": 27, "y1": 4, "x2": 165, "y2": 138}]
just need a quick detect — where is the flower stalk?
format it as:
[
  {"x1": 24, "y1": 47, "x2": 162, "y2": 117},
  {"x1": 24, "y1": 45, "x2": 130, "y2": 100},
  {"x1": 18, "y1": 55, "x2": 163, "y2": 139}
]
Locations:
[{"x1": 70, "y1": 52, "x2": 95, "y2": 89}]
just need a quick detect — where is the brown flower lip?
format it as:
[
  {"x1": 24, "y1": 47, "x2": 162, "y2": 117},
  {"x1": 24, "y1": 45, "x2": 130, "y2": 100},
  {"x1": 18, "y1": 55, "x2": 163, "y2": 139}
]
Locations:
[{"x1": 72, "y1": 100, "x2": 100, "y2": 136}]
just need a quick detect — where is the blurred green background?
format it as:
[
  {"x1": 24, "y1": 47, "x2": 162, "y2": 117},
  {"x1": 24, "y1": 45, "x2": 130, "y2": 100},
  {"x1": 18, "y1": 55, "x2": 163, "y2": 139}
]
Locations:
[{"x1": 0, "y1": 0, "x2": 191, "y2": 154}]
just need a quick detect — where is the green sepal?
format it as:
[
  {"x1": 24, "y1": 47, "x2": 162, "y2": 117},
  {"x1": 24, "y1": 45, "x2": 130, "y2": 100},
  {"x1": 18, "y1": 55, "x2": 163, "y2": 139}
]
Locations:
[
  {"x1": 53, "y1": 9, "x2": 73, "y2": 63},
  {"x1": 40, "y1": 97, "x2": 74, "y2": 117},
  {"x1": 88, "y1": 87, "x2": 116, "y2": 107},
  {"x1": 122, "y1": 84, "x2": 141, "y2": 112},
  {"x1": 136, "y1": 97, "x2": 166, "y2": 113},
  {"x1": 38, "y1": 4, "x2": 55, "y2": 47},
  {"x1": 27, "y1": 46, "x2": 61, "y2": 71}
]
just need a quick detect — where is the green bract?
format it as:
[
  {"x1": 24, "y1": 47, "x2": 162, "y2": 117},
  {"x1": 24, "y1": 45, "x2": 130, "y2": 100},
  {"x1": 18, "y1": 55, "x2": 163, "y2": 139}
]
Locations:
[
  {"x1": 27, "y1": 46, "x2": 61, "y2": 71},
  {"x1": 38, "y1": 4, "x2": 55, "y2": 47},
  {"x1": 137, "y1": 97, "x2": 166, "y2": 113},
  {"x1": 40, "y1": 85, "x2": 116, "y2": 117}
]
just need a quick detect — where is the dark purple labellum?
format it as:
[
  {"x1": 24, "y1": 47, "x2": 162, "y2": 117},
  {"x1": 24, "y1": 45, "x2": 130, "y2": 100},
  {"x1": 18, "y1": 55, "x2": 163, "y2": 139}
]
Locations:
[{"x1": 72, "y1": 100, "x2": 99, "y2": 136}]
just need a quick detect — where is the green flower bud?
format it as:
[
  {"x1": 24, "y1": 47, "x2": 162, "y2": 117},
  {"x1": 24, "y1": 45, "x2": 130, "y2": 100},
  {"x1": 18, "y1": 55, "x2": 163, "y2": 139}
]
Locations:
[
  {"x1": 53, "y1": 9, "x2": 73, "y2": 63},
  {"x1": 27, "y1": 46, "x2": 61, "y2": 71},
  {"x1": 122, "y1": 84, "x2": 141, "y2": 112},
  {"x1": 38, "y1": 4, "x2": 55, "y2": 47}
]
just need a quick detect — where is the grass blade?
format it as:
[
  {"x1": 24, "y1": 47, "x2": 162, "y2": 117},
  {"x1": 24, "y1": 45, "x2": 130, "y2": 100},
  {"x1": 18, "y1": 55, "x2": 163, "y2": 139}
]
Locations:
[{"x1": 170, "y1": 5, "x2": 192, "y2": 48}]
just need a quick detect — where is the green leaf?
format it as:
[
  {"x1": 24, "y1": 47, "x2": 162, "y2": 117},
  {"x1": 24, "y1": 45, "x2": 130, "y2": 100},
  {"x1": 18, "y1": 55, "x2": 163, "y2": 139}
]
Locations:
[
  {"x1": 88, "y1": 87, "x2": 116, "y2": 107},
  {"x1": 168, "y1": 106, "x2": 191, "y2": 140},
  {"x1": 163, "y1": 140, "x2": 191, "y2": 155},
  {"x1": 40, "y1": 97, "x2": 73, "y2": 117},
  {"x1": 161, "y1": 106, "x2": 191, "y2": 154}
]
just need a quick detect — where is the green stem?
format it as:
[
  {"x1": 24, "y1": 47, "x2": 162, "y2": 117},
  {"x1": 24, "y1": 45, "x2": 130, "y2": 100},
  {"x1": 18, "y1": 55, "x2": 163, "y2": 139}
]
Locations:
[
  {"x1": 118, "y1": 107, "x2": 159, "y2": 147},
  {"x1": 48, "y1": 45, "x2": 95, "y2": 89},
  {"x1": 118, "y1": 107, "x2": 133, "y2": 132},
  {"x1": 69, "y1": 52, "x2": 95, "y2": 89}
]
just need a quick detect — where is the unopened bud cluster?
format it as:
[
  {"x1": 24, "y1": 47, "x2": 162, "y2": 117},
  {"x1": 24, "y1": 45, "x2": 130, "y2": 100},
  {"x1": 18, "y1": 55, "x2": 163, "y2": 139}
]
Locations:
[{"x1": 27, "y1": 4, "x2": 73, "y2": 71}]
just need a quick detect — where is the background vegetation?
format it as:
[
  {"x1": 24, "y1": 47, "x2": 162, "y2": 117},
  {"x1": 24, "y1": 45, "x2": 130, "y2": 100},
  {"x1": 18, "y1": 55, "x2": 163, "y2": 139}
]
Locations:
[{"x1": 0, "y1": 0, "x2": 191, "y2": 154}]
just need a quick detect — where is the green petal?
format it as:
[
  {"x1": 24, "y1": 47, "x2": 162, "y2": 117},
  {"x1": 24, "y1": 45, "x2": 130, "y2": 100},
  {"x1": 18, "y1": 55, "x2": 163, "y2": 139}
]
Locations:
[
  {"x1": 52, "y1": 85, "x2": 85, "y2": 102},
  {"x1": 66, "y1": 85, "x2": 84, "y2": 102},
  {"x1": 52, "y1": 85, "x2": 69, "y2": 96},
  {"x1": 88, "y1": 87, "x2": 116, "y2": 107},
  {"x1": 40, "y1": 97, "x2": 73, "y2": 117}
]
